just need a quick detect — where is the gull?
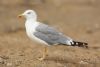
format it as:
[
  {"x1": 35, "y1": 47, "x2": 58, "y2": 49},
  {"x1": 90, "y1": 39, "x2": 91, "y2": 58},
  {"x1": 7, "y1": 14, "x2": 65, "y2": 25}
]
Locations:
[{"x1": 18, "y1": 10, "x2": 88, "y2": 60}]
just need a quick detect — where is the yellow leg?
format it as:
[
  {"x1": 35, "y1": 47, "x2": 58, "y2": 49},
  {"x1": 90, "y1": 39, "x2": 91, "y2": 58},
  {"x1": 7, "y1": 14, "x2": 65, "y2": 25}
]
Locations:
[{"x1": 38, "y1": 46, "x2": 48, "y2": 61}]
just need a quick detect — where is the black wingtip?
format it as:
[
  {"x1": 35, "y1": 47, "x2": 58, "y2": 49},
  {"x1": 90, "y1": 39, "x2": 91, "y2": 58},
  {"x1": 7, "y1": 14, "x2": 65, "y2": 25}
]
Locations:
[{"x1": 72, "y1": 41, "x2": 88, "y2": 48}]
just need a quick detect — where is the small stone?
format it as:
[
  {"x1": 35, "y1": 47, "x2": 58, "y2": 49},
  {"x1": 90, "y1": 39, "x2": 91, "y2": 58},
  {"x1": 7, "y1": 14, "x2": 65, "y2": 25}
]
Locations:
[
  {"x1": 79, "y1": 61, "x2": 88, "y2": 64},
  {"x1": 6, "y1": 63, "x2": 12, "y2": 66}
]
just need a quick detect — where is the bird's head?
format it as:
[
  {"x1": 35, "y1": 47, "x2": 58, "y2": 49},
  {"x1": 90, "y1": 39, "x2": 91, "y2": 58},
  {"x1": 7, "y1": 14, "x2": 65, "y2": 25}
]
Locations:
[{"x1": 18, "y1": 10, "x2": 37, "y2": 21}]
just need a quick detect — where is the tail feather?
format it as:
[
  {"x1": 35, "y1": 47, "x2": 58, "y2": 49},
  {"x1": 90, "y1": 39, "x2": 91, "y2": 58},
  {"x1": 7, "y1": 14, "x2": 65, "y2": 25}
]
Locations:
[{"x1": 71, "y1": 41, "x2": 88, "y2": 48}]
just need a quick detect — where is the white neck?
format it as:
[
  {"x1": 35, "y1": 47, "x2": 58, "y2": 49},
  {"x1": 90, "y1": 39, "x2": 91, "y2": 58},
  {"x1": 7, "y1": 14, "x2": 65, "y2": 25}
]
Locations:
[
  {"x1": 26, "y1": 18, "x2": 36, "y2": 22},
  {"x1": 26, "y1": 16, "x2": 37, "y2": 21},
  {"x1": 25, "y1": 18, "x2": 39, "y2": 29}
]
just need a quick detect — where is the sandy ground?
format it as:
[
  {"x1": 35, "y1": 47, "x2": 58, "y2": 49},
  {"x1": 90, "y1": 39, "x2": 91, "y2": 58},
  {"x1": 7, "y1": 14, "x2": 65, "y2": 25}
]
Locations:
[
  {"x1": 0, "y1": 29, "x2": 100, "y2": 67},
  {"x1": 0, "y1": 0, "x2": 100, "y2": 67}
]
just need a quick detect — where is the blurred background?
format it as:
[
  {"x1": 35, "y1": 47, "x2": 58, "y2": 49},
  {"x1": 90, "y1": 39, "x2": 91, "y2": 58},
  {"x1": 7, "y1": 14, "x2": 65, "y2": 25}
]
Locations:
[
  {"x1": 0, "y1": 0, "x2": 100, "y2": 67},
  {"x1": 0, "y1": 0, "x2": 100, "y2": 33}
]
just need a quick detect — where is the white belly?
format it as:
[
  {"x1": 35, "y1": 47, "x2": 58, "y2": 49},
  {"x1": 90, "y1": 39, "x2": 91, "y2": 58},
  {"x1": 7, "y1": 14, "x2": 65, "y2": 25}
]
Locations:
[{"x1": 27, "y1": 31, "x2": 48, "y2": 45}]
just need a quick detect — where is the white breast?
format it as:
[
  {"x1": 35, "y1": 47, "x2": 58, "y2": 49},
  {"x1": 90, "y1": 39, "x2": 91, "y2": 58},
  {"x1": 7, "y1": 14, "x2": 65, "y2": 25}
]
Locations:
[{"x1": 25, "y1": 21, "x2": 48, "y2": 45}]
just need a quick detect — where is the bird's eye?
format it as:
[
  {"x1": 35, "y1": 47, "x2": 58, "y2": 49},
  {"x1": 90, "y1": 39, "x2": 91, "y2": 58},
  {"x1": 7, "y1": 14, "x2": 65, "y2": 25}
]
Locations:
[{"x1": 27, "y1": 12, "x2": 31, "y2": 14}]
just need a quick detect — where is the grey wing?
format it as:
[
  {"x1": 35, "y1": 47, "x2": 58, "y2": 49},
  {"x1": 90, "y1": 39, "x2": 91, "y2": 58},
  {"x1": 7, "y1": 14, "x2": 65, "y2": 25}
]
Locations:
[
  {"x1": 34, "y1": 23, "x2": 72, "y2": 45},
  {"x1": 35, "y1": 23, "x2": 61, "y2": 35},
  {"x1": 33, "y1": 31, "x2": 59, "y2": 45}
]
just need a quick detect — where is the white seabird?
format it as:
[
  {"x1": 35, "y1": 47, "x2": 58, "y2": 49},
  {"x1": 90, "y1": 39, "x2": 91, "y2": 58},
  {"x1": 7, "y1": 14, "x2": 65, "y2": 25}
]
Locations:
[{"x1": 18, "y1": 10, "x2": 88, "y2": 60}]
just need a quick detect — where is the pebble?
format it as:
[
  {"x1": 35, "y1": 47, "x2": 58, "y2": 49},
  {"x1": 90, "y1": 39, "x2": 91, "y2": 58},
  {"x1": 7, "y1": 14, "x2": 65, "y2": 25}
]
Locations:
[
  {"x1": 79, "y1": 60, "x2": 88, "y2": 64},
  {"x1": 6, "y1": 62, "x2": 13, "y2": 66}
]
